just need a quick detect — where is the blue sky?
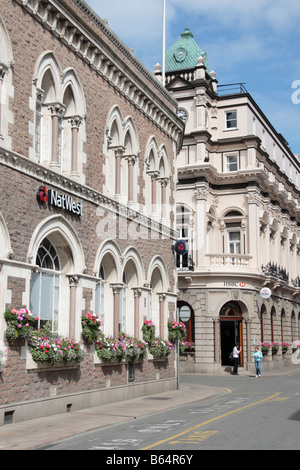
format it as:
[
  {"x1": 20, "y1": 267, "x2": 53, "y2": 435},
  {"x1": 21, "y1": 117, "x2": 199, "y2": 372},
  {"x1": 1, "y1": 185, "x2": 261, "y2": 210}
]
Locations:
[{"x1": 87, "y1": 0, "x2": 300, "y2": 155}]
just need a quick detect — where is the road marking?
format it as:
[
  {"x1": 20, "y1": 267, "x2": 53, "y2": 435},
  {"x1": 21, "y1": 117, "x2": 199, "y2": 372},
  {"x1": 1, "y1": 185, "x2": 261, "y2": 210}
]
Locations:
[
  {"x1": 170, "y1": 430, "x2": 218, "y2": 444},
  {"x1": 141, "y1": 392, "x2": 281, "y2": 450}
]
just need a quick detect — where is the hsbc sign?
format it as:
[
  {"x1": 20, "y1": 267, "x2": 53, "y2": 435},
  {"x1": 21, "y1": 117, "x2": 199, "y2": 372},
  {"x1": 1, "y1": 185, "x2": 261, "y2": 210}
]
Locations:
[{"x1": 37, "y1": 186, "x2": 83, "y2": 216}]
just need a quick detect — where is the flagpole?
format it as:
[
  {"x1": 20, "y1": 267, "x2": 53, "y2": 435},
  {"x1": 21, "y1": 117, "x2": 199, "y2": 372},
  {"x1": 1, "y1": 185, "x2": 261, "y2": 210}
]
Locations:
[{"x1": 162, "y1": 0, "x2": 166, "y2": 86}]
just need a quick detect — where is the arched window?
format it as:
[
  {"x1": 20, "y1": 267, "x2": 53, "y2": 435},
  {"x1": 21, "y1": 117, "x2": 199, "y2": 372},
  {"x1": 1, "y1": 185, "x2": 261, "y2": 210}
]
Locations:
[
  {"x1": 30, "y1": 238, "x2": 61, "y2": 333},
  {"x1": 33, "y1": 54, "x2": 85, "y2": 180}
]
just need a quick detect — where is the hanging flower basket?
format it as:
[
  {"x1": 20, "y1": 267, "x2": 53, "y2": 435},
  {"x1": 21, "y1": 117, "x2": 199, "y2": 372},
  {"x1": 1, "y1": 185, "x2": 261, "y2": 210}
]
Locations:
[
  {"x1": 260, "y1": 342, "x2": 271, "y2": 355},
  {"x1": 281, "y1": 342, "x2": 289, "y2": 354},
  {"x1": 4, "y1": 308, "x2": 39, "y2": 342},
  {"x1": 81, "y1": 312, "x2": 103, "y2": 344},
  {"x1": 271, "y1": 342, "x2": 279, "y2": 354},
  {"x1": 179, "y1": 341, "x2": 195, "y2": 355},
  {"x1": 141, "y1": 320, "x2": 156, "y2": 343},
  {"x1": 168, "y1": 320, "x2": 186, "y2": 343}
]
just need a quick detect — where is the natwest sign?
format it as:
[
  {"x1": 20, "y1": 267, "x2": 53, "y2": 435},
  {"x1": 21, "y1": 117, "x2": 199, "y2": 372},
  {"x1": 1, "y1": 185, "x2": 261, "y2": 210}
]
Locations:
[{"x1": 37, "y1": 185, "x2": 83, "y2": 216}]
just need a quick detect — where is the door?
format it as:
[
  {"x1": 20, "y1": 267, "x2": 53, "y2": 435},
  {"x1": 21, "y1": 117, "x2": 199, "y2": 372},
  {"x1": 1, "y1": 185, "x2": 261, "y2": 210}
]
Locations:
[
  {"x1": 219, "y1": 302, "x2": 243, "y2": 367},
  {"x1": 220, "y1": 320, "x2": 242, "y2": 366}
]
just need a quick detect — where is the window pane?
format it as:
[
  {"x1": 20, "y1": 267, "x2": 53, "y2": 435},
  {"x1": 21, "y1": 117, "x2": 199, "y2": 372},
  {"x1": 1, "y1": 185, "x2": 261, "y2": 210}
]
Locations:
[
  {"x1": 40, "y1": 274, "x2": 53, "y2": 321},
  {"x1": 226, "y1": 111, "x2": 237, "y2": 128},
  {"x1": 226, "y1": 155, "x2": 238, "y2": 171},
  {"x1": 229, "y1": 232, "x2": 240, "y2": 241},
  {"x1": 30, "y1": 271, "x2": 40, "y2": 316}
]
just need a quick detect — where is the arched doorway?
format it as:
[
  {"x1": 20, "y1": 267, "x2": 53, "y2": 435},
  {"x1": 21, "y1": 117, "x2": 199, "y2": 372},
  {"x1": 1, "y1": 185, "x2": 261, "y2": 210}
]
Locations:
[{"x1": 220, "y1": 302, "x2": 243, "y2": 366}]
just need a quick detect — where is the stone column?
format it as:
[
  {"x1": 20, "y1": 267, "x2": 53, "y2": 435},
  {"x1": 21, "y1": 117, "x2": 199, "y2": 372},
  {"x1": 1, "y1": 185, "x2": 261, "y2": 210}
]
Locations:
[
  {"x1": 213, "y1": 317, "x2": 220, "y2": 363},
  {"x1": 247, "y1": 189, "x2": 260, "y2": 270},
  {"x1": 68, "y1": 276, "x2": 79, "y2": 339},
  {"x1": 110, "y1": 283, "x2": 123, "y2": 338},
  {"x1": 126, "y1": 155, "x2": 137, "y2": 203},
  {"x1": 0, "y1": 63, "x2": 8, "y2": 135},
  {"x1": 147, "y1": 171, "x2": 159, "y2": 214},
  {"x1": 133, "y1": 288, "x2": 142, "y2": 339},
  {"x1": 194, "y1": 183, "x2": 208, "y2": 268},
  {"x1": 245, "y1": 317, "x2": 252, "y2": 365},
  {"x1": 114, "y1": 146, "x2": 125, "y2": 196},
  {"x1": 69, "y1": 116, "x2": 82, "y2": 175},
  {"x1": 49, "y1": 103, "x2": 65, "y2": 167},
  {"x1": 158, "y1": 293, "x2": 166, "y2": 339},
  {"x1": 159, "y1": 177, "x2": 169, "y2": 220}
]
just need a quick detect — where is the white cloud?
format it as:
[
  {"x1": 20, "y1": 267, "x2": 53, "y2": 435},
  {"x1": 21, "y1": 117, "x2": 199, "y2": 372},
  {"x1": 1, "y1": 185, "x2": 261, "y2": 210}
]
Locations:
[{"x1": 84, "y1": 0, "x2": 300, "y2": 152}]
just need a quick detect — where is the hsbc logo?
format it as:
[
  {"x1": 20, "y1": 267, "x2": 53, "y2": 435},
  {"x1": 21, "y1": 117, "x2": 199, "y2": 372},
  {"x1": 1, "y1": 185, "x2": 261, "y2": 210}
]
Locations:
[
  {"x1": 37, "y1": 185, "x2": 83, "y2": 216},
  {"x1": 224, "y1": 281, "x2": 246, "y2": 287}
]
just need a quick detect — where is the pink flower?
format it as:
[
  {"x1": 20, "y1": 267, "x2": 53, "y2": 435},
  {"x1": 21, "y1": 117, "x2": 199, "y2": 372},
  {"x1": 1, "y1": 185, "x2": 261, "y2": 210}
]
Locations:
[{"x1": 18, "y1": 324, "x2": 22, "y2": 328}]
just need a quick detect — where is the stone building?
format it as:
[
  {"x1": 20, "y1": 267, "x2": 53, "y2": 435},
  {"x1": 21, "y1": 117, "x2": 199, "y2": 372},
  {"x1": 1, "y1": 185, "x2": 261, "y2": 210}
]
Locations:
[
  {"x1": 0, "y1": 0, "x2": 184, "y2": 425},
  {"x1": 156, "y1": 29, "x2": 300, "y2": 374}
]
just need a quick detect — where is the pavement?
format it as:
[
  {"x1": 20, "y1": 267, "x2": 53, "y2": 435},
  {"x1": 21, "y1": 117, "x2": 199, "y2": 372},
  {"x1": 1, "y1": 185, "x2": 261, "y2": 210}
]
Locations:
[
  {"x1": 0, "y1": 366, "x2": 299, "y2": 450},
  {"x1": 0, "y1": 382, "x2": 222, "y2": 450}
]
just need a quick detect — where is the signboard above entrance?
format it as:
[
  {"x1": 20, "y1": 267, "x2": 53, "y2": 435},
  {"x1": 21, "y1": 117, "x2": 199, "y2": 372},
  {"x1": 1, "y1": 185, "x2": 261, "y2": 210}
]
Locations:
[{"x1": 37, "y1": 185, "x2": 83, "y2": 216}]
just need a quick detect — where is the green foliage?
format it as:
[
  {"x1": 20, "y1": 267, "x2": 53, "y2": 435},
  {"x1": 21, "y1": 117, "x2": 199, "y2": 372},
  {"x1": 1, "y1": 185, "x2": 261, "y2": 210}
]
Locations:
[{"x1": 4, "y1": 308, "x2": 39, "y2": 341}]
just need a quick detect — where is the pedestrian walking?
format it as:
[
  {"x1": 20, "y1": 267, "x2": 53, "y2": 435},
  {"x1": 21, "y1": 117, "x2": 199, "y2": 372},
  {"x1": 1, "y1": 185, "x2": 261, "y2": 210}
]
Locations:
[
  {"x1": 232, "y1": 344, "x2": 242, "y2": 375},
  {"x1": 253, "y1": 346, "x2": 263, "y2": 377}
]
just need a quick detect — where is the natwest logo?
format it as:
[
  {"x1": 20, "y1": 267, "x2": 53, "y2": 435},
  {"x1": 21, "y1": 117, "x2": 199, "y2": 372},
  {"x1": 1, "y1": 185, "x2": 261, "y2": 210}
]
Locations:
[{"x1": 37, "y1": 186, "x2": 83, "y2": 216}]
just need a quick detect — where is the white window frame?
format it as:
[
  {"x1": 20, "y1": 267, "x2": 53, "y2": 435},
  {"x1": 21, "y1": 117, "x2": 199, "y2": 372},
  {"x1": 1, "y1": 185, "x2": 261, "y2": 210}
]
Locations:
[
  {"x1": 228, "y1": 230, "x2": 241, "y2": 255},
  {"x1": 224, "y1": 153, "x2": 239, "y2": 172},
  {"x1": 225, "y1": 110, "x2": 237, "y2": 130}
]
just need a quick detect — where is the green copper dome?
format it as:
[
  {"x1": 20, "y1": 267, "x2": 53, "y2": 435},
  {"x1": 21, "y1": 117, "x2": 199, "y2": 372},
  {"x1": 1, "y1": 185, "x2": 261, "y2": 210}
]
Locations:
[{"x1": 165, "y1": 28, "x2": 209, "y2": 72}]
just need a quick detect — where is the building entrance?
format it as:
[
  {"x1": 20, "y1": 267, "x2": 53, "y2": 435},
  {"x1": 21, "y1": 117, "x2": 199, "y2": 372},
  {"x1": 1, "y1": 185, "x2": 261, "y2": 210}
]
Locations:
[{"x1": 220, "y1": 302, "x2": 243, "y2": 366}]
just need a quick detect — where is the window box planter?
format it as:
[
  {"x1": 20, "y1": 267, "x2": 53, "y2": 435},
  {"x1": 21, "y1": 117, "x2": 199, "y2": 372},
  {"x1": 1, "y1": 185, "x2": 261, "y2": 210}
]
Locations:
[
  {"x1": 146, "y1": 351, "x2": 168, "y2": 362},
  {"x1": 94, "y1": 334, "x2": 147, "y2": 364},
  {"x1": 147, "y1": 339, "x2": 173, "y2": 360},
  {"x1": 21, "y1": 344, "x2": 81, "y2": 371}
]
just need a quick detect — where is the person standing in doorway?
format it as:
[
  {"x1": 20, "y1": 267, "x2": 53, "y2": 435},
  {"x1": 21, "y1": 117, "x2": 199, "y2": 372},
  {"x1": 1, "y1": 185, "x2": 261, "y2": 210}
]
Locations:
[
  {"x1": 232, "y1": 344, "x2": 242, "y2": 375},
  {"x1": 253, "y1": 346, "x2": 263, "y2": 377}
]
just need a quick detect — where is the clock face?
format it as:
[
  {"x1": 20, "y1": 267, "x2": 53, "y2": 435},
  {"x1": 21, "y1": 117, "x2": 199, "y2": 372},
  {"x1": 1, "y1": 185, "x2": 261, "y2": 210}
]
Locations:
[
  {"x1": 177, "y1": 108, "x2": 188, "y2": 121},
  {"x1": 174, "y1": 47, "x2": 187, "y2": 63}
]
